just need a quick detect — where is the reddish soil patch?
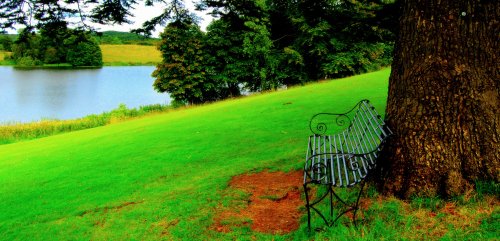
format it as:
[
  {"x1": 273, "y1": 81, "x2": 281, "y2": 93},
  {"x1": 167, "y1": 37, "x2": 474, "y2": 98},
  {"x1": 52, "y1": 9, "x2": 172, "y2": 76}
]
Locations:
[{"x1": 213, "y1": 170, "x2": 304, "y2": 234}]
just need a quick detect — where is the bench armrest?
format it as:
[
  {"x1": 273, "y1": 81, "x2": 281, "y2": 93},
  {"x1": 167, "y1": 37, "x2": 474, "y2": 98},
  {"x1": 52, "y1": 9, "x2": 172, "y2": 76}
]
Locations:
[
  {"x1": 309, "y1": 99, "x2": 385, "y2": 136},
  {"x1": 309, "y1": 112, "x2": 353, "y2": 135}
]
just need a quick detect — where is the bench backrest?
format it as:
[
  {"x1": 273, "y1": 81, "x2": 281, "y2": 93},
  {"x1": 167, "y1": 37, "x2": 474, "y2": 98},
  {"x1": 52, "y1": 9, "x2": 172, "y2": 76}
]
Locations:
[
  {"x1": 306, "y1": 100, "x2": 392, "y2": 186},
  {"x1": 345, "y1": 100, "x2": 392, "y2": 154}
]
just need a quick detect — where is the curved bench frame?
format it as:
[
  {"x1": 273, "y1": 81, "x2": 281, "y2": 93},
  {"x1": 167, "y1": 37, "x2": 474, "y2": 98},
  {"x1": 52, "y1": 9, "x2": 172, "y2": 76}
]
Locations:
[{"x1": 303, "y1": 99, "x2": 392, "y2": 231}]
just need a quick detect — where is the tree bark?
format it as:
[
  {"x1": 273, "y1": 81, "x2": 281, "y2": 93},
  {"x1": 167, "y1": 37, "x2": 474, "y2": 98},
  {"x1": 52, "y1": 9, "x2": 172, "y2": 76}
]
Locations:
[{"x1": 380, "y1": 0, "x2": 499, "y2": 198}]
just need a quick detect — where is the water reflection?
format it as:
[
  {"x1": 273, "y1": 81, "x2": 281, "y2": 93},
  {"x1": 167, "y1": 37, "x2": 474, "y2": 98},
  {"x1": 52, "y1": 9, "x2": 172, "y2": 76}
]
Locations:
[{"x1": 0, "y1": 66, "x2": 170, "y2": 123}]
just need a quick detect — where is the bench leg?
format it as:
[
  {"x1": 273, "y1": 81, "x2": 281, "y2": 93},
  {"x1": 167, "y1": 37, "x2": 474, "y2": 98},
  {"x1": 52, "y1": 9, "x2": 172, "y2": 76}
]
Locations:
[
  {"x1": 352, "y1": 178, "x2": 367, "y2": 227},
  {"x1": 303, "y1": 182, "x2": 333, "y2": 231},
  {"x1": 330, "y1": 187, "x2": 334, "y2": 217},
  {"x1": 304, "y1": 183, "x2": 312, "y2": 232},
  {"x1": 304, "y1": 181, "x2": 367, "y2": 231}
]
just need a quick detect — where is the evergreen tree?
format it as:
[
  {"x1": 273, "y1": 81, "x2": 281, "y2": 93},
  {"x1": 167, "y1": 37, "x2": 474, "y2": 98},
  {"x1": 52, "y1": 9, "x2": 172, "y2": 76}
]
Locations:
[{"x1": 153, "y1": 21, "x2": 214, "y2": 104}]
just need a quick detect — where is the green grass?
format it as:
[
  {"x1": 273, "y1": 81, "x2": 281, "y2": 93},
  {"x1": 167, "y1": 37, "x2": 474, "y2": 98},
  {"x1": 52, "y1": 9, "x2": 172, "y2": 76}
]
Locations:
[
  {"x1": 0, "y1": 69, "x2": 497, "y2": 240},
  {"x1": 100, "y1": 44, "x2": 161, "y2": 66}
]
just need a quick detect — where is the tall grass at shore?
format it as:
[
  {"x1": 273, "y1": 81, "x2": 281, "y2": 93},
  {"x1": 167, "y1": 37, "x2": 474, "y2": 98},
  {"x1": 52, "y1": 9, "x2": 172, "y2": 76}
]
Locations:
[
  {"x1": 0, "y1": 104, "x2": 170, "y2": 145},
  {"x1": 100, "y1": 44, "x2": 161, "y2": 66}
]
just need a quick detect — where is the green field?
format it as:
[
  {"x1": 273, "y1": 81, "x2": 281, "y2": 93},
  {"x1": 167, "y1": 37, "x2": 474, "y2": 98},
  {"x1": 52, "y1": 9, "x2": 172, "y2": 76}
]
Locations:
[
  {"x1": 0, "y1": 69, "x2": 497, "y2": 240},
  {"x1": 0, "y1": 51, "x2": 14, "y2": 65},
  {"x1": 100, "y1": 44, "x2": 161, "y2": 66}
]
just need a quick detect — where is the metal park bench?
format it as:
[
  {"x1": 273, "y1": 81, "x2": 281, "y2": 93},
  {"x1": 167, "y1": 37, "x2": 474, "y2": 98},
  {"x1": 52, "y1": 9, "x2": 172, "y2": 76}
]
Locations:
[{"x1": 303, "y1": 99, "x2": 392, "y2": 231}]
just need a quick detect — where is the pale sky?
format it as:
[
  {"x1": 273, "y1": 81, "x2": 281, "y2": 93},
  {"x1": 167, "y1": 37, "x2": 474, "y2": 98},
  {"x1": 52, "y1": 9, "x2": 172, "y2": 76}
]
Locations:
[
  {"x1": 88, "y1": 1, "x2": 214, "y2": 37},
  {"x1": 6, "y1": 1, "x2": 214, "y2": 37}
]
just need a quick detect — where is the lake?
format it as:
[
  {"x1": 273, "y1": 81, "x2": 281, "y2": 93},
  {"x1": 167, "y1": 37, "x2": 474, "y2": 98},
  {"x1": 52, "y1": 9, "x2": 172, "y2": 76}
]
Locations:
[{"x1": 0, "y1": 66, "x2": 170, "y2": 124}]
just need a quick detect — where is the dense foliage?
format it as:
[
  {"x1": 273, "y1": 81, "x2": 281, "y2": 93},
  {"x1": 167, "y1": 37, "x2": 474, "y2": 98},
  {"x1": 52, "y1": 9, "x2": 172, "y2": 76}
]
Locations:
[
  {"x1": 66, "y1": 41, "x2": 103, "y2": 67},
  {"x1": 153, "y1": 0, "x2": 396, "y2": 104},
  {"x1": 0, "y1": 34, "x2": 12, "y2": 51},
  {"x1": 10, "y1": 27, "x2": 103, "y2": 67},
  {"x1": 153, "y1": 22, "x2": 215, "y2": 104}
]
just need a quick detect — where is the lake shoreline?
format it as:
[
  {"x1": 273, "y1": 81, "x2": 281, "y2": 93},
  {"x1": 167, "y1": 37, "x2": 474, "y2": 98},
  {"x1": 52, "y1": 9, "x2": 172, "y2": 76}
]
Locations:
[
  {"x1": 0, "y1": 66, "x2": 169, "y2": 123},
  {"x1": 0, "y1": 103, "x2": 172, "y2": 145}
]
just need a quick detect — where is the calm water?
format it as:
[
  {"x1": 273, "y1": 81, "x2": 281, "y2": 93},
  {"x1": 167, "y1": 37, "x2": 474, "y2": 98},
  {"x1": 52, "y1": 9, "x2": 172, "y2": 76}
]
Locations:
[{"x1": 0, "y1": 66, "x2": 170, "y2": 123}]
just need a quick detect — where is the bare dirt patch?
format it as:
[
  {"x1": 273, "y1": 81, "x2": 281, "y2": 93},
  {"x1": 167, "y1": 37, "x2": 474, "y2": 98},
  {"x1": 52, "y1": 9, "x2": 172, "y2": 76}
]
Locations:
[{"x1": 212, "y1": 170, "x2": 304, "y2": 234}]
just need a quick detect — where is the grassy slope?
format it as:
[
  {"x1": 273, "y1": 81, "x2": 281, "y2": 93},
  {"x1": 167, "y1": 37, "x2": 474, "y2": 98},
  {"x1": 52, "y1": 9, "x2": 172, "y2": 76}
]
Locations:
[
  {"x1": 0, "y1": 69, "x2": 496, "y2": 240},
  {"x1": 100, "y1": 44, "x2": 161, "y2": 66}
]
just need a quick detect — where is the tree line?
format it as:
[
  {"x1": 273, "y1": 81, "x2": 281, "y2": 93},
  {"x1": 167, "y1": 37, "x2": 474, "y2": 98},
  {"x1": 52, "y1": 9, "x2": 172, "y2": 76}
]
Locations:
[
  {"x1": 153, "y1": 0, "x2": 396, "y2": 104},
  {"x1": 5, "y1": 23, "x2": 102, "y2": 67}
]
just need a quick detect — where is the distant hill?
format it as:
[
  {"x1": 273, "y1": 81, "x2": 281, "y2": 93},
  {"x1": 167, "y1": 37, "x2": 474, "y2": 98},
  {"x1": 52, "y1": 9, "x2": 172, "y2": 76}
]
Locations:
[
  {"x1": 94, "y1": 31, "x2": 160, "y2": 46},
  {"x1": 1, "y1": 31, "x2": 160, "y2": 46},
  {"x1": 0, "y1": 34, "x2": 17, "y2": 40}
]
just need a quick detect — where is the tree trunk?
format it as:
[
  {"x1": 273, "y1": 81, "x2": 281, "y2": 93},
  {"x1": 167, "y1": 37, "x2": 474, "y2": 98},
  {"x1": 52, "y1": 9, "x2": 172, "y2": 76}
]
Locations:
[{"x1": 380, "y1": 0, "x2": 499, "y2": 198}]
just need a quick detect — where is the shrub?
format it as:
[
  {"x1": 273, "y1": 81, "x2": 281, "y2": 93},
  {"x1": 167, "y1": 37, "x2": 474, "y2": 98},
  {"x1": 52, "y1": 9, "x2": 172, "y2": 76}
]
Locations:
[
  {"x1": 67, "y1": 41, "x2": 103, "y2": 67},
  {"x1": 44, "y1": 47, "x2": 60, "y2": 64},
  {"x1": 0, "y1": 35, "x2": 13, "y2": 51},
  {"x1": 16, "y1": 56, "x2": 42, "y2": 67}
]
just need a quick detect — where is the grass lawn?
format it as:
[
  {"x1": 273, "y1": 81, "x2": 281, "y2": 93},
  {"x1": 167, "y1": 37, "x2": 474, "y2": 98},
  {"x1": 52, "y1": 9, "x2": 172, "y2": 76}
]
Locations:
[
  {"x1": 0, "y1": 69, "x2": 497, "y2": 240},
  {"x1": 100, "y1": 44, "x2": 161, "y2": 66}
]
